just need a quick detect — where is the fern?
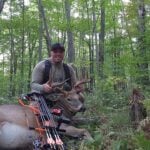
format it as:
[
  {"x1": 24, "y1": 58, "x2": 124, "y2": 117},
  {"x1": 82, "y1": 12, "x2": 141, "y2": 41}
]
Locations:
[{"x1": 134, "y1": 132, "x2": 150, "y2": 150}]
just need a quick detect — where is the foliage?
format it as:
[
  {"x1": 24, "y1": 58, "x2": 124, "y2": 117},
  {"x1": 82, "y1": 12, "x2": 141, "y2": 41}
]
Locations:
[{"x1": 133, "y1": 132, "x2": 150, "y2": 150}]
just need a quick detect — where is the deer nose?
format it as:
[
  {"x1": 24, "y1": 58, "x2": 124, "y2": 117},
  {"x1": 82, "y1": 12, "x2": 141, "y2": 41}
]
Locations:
[{"x1": 79, "y1": 106, "x2": 86, "y2": 112}]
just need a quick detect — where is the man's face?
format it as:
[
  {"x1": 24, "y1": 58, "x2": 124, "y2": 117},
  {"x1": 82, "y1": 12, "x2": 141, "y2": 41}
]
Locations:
[{"x1": 51, "y1": 49, "x2": 65, "y2": 63}]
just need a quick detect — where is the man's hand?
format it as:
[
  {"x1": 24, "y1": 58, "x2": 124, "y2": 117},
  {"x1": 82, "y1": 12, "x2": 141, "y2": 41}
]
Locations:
[{"x1": 43, "y1": 83, "x2": 52, "y2": 93}]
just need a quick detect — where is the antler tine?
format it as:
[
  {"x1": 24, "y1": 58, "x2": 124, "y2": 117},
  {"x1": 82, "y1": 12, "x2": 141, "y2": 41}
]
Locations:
[
  {"x1": 74, "y1": 79, "x2": 91, "y2": 87},
  {"x1": 51, "y1": 78, "x2": 70, "y2": 88},
  {"x1": 46, "y1": 78, "x2": 70, "y2": 88}
]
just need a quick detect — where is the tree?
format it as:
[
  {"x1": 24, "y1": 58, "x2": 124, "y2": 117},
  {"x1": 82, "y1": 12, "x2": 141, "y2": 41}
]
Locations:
[
  {"x1": 64, "y1": 0, "x2": 75, "y2": 63},
  {"x1": 137, "y1": 0, "x2": 149, "y2": 85},
  {"x1": 0, "y1": 0, "x2": 6, "y2": 14},
  {"x1": 38, "y1": 0, "x2": 51, "y2": 53},
  {"x1": 98, "y1": 0, "x2": 105, "y2": 78}
]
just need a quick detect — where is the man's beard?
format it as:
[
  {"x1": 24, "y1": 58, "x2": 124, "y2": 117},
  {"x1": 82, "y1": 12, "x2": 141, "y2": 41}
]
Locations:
[{"x1": 54, "y1": 57, "x2": 63, "y2": 63}]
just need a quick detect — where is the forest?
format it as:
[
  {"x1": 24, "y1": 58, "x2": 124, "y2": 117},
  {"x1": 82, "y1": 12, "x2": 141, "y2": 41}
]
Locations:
[{"x1": 0, "y1": 0, "x2": 150, "y2": 149}]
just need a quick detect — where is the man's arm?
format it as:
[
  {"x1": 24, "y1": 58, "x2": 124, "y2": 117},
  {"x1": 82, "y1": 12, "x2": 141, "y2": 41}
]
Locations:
[
  {"x1": 31, "y1": 61, "x2": 45, "y2": 93},
  {"x1": 31, "y1": 60, "x2": 52, "y2": 93}
]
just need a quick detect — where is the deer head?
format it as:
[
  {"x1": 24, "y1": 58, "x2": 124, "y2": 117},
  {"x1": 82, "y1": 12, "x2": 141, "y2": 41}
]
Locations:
[{"x1": 51, "y1": 79, "x2": 90, "y2": 119}]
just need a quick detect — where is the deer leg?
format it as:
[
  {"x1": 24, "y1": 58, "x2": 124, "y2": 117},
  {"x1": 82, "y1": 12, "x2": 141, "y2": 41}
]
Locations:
[{"x1": 60, "y1": 123, "x2": 93, "y2": 140}]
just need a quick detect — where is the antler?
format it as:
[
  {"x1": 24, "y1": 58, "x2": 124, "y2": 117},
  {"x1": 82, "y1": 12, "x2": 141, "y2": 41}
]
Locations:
[
  {"x1": 74, "y1": 79, "x2": 91, "y2": 93},
  {"x1": 47, "y1": 78, "x2": 70, "y2": 88},
  {"x1": 74, "y1": 79, "x2": 90, "y2": 87}
]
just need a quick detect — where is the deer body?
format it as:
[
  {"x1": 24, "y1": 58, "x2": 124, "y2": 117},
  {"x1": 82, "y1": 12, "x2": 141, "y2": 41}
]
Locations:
[
  {"x1": 0, "y1": 88, "x2": 92, "y2": 149},
  {"x1": 0, "y1": 105, "x2": 39, "y2": 150}
]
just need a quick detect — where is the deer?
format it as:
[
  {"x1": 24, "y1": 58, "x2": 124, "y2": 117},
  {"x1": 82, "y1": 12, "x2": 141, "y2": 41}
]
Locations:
[{"x1": 0, "y1": 79, "x2": 92, "y2": 150}]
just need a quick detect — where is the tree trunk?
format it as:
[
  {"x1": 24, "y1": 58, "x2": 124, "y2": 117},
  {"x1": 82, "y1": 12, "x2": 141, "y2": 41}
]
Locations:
[
  {"x1": 98, "y1": 0, "x2": 105, "y2": 78},
  {"x1": 9, "y1": 1, "x2": 15, "y2": 97},
  {"x1": 121, "y1": 0, "x2": 136, "y2": 57},
  {"x1": 85, "y1": 1, "x2": 94, "y2": 89},
  {"x1": 27, "y1": 32, "x2": 37, "y2": 90},
  {"x1": 38, "y1": 0, "x2": 51, "y2": 53},
  {"x1": 19, "y1": 0, "x2": 25, "y2": 94},
  {"x1": 64, "y1": 0, "x2": 75, "y2": 63},
  {"x1": 0, "y1": 0, "x2": 6, "y2": 13},
  {"x1": 38, "y1": 0, "x2": 43, "y2": 61},
  {"x1": 137, "y1": 0, "x2": 149, "y2": 85},
  {"x1": 9, "y1": 27, "x2": 14, "y2": 97}
]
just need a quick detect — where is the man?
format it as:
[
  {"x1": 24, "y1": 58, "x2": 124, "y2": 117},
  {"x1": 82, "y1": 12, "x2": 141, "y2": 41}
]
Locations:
[
  {"x1": 31, "y1": 42, "x2": 85, "y2": 113},
  {"x1": 31, "y1": 43, "x2": 77, "y2": 100},
  {"x1": 30, "y1": 43, "x2": 91, "y2": 140}
]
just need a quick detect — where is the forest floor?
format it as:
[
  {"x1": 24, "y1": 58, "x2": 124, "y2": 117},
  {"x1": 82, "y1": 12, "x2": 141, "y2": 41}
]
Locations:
[
  {"x1": 65, "y1": 107, "x2": 134, "y2": 150},
  {"x1": 65, "y1": 94, "x2": 150, "y2": 150}
]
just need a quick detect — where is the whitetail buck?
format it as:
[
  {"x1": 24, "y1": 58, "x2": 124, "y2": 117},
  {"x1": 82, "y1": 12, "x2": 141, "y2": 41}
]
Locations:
[{"x1": 0, "y1": 80, "x2": 92, "y2": 150}]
